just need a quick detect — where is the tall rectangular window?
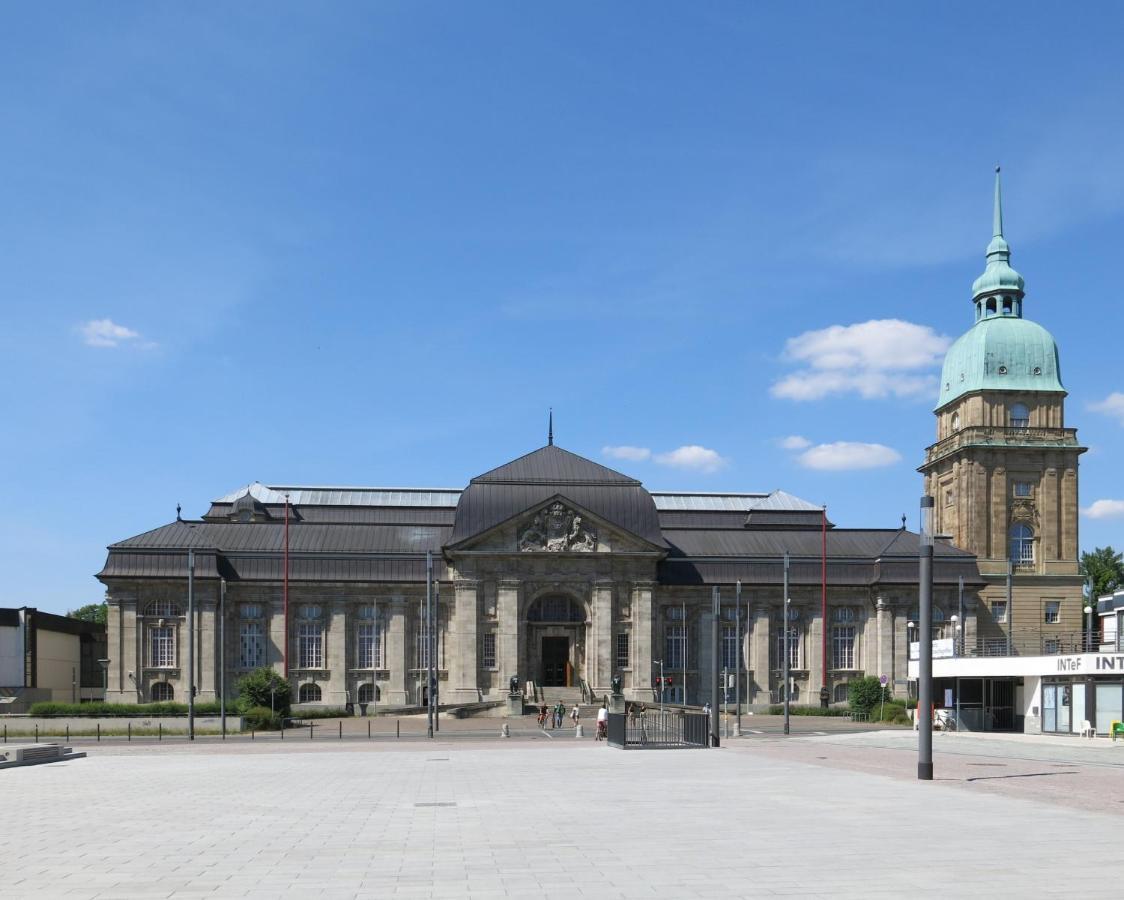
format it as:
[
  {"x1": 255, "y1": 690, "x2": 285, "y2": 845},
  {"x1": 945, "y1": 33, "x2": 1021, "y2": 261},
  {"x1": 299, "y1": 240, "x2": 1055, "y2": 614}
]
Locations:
[
  {"x1": 1013, "y1": 481, "x2": 1033, "y2": 498},
  {"x1": 357, "y1": 622, "x2": 380, "y2": 669},
  {"x1": 665, "y1": 624, "x2": 686, "y2": 669},
  {"x1": 239, "y1": 622, "x2": 264, "y2": 669},
  {"x1": 721, "y1": 624, "x2": 742, "y2": 670},
  {"x1": 991, "y1": 601, "x2": 1008, "y2": 624},
  {"x1": 481, "y1": 632, "x2": 496, "y2": 669},
  {"x1": 149, "y1": 626, "x2": 175, "y2": 668},
  {"x1": 298, "y1": 622, "x2": 323, "y2": 669},
  {"x1": 1044, "y1": 601, "x2": 1061, "y2": 624},
  {"x1": 415, "y1": 619, "x2": 431, "y2": 669},
  {"x1": 832, "y1": 626, "x2": 856, "y2": 670},
  {"x1": 615, "y1": 633, "x2": 630, "y2": 669},
  {"x1": 775, "y1": 625, "x2": 800, "y2": 670}
]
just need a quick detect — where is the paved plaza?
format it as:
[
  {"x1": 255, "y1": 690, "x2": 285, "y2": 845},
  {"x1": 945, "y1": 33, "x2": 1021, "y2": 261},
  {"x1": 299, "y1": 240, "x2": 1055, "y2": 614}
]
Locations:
[{"x1": 4, "y1": 729, "x2": 1123, "y2": 899}]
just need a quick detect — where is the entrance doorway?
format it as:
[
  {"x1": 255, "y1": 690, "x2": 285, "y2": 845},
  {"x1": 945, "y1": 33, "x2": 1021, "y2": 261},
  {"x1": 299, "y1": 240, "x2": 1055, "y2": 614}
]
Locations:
[{"x1": 541, "y1": 636, "x2": 570, "y2": 687}]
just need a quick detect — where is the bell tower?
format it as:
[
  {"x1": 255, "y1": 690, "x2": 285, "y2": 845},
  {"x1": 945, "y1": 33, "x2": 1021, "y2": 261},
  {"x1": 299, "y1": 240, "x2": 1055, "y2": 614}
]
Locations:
[{"x1": 920, "y1": 169, "x2": 1086, "y2": 653}]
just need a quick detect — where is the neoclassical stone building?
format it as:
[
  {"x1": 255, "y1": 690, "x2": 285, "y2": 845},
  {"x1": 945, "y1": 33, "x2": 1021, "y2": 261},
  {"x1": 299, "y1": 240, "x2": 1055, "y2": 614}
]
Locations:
[
  {"x1": 920, "y1": 169, "x2": 1086, "y2": 653},
  {"x1": 99, "y1": 443, "x2": 981, "y2": 710}
]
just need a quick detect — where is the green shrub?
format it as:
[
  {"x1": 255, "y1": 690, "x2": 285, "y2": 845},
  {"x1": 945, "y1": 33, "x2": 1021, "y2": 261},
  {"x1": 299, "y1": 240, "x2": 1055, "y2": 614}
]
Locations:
[
  {"x1": 241, "y1": 706, "x2": 283, "y2": 731},
  {"x1": 28, "y1": 700, "x2": 224, "y2": 717},
  {"x1": 291, "y1": 706, "x2": 350, "y2": 720},
  {"x1": 234, "y1": 667, "x2": 291, "y2": 715},
  {"x1": 847, "y1": 677, "x2": 886, "y2": 714},
  {"x1": 765, "y1": 705, "x2": 853, "y2": 717},
  {"x1": 865, "y1": 701, "x2": 910, "y2": 725}
]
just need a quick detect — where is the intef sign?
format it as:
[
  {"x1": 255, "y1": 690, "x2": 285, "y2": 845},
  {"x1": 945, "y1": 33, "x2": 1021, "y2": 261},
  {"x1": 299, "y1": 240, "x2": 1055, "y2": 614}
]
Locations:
[{"x1": 1056, "y1": 654, "x2": 1124, "y2": 673}]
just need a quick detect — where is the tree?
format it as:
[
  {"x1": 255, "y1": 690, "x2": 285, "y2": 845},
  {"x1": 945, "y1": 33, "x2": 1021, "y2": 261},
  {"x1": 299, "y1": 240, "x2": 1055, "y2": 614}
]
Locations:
[
  {"x1": 1080, "y1": 546, "x2": 1124, "y2": 601},
  {"x1": 847, "y1": 676, "x2": 885, "y2": 714},
  {"x1": 234, "y1": 667, "x2": 291, "y2": 715},
  {"x1": 67, "y1": 602, "x2": 107, "y2": 626}
]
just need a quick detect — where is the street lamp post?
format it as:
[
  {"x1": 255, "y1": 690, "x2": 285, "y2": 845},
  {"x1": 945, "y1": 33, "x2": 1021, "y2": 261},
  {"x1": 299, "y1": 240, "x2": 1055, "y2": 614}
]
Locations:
[
  {"x1": 783, "y1": 551, "x2": 790, "y2": 737},
  {"x1": 951, "y1": 614, "x2": 960, "y2": 730},
  {"x1": 220, "y1": 577, "x2": 226, "y2": 739},
  {"x1": 710, "y1": 586, "x2": 720, "y2": 747},
  {"x1": 187, "y1": 547, "x2": 195, "y2": 742},
  {"x1": 1084, "y1": 605, "x2": 1094, "y2": 652},
  {"x1": 918, "y1": 496, "x2": 934, "y2": 781}
]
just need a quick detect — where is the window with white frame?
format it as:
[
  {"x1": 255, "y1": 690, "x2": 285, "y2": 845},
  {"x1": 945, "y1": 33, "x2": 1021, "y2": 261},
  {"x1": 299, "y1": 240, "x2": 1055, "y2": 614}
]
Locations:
[
  {"x1": 834, "y1": 607, "x2": 855, "y2": 623},
  {"x1": 991, "y1": 600, "x2": 1008, "y2": 624},
  {"x1": 721, "y1": 623, "x2": 742, "y2": 670},
  {"x1": 145, "y1": 600, "x2": 182, "y2": 618},
  {"x1": 299, "y1": 605, "x2": 322, "y2": 620},
  {"x1": 615, "y1": 632, "x2": 630, "y2": 669},
  {"x1": 832, "y1": 625, "x2": 856, "y2": 670},
  {"x1": 298, "y1": 621, "x2": 323, "y2": 669},
  {"x1": 239, "y1": 621, "x2": 264, "y2": 669},
  {"x1": 241, "y1": 604, "x2": 262, "y2": 619},
  {"x1": 1044, "y1": 601, "x2": 1061, "y2": 624},
  {"x1": 357, "y1": 621, "x2": 381, "y2": 669},
  {"x1": 1008, "y1": 402, "x2": 1030, "y2": 429},
  {"x1": 1013, "y1": 481, "x2": 1033, "y2": 498},
  {"x1": 775, "y1": 624, "x2": 801, "y2": 670},
  {"x1": 665, "y1": 623, "x2": 686, "y2": 669},
  {"x1": 832, "y1": 682, "x2": 849, "y2": 704},
  {"x1": 151, "y1": 682, "x2": 174, "y2": 702},
  {"x1": 1044, "y1": 638, "x2": 1061, "y2": 655},
  {"x1": 298, "y1": 683, "x2": 321, "y2": 703},
  {"x1": 1010, "y1": 524, "x2": 1034, "y2": 566},
  {"x1": 149, "y1": 626, "x2": 175, "y2": 668},
  {"x1": 415, "y1": 606, "x2": 438, "y2": 669},
  {"x1": 481, "y1": 632, "x2": 497, "y2": 669}
]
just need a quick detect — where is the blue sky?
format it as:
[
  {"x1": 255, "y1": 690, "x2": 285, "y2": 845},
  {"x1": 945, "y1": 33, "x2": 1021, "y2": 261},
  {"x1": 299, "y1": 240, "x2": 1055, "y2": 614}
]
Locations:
[{"x1": 3, "y1": 3, "x2": 1123, "y2": 614}]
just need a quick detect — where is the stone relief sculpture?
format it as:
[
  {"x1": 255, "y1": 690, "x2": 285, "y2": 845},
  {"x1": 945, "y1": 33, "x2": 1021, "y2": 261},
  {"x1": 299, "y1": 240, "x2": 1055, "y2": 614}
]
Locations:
[{"x1": 519, "y1": 502, "x2": 598, "y2": 552}]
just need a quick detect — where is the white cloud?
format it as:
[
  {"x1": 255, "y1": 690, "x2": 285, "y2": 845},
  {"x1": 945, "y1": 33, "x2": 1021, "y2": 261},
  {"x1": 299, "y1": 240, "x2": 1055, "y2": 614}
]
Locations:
[
  {"x1": 653, "y1": 445, "x2": 727, "y2": 473},
  {"x1": 602, "y1": 445, "x2": 651, "y2": 462},
  {"x1": 1090, "y1": 393, "x2": 1124, "y2": 425},
  {"x1": 80, "y1": 318, "x2": 142, "y2": 348},
  {"x1": 1083, "y1": 499, "x2": 1124, "y2": 520},
  {"x1": 795, "y1": 441, "x2": 902, "y2": 471},
  {"x1": 772, "y1": 319, "x2": 951, "y2": 401},
  {"x1": 778, "y1": 435, "x2": 812, "y2": 450}
]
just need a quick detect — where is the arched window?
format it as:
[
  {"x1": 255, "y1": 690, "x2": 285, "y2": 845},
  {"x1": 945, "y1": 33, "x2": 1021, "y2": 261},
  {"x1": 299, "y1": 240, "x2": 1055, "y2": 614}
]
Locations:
[
  {"x1": 239, "y1": 622, "x2": 264, "y2": 669},
  {"x1": 144, "y1": 600, "x2": 182, "y2": 617},
  {"x1": 1010, "y1": 524, "x2": 1034, "y2": 567},
  {"x1": 527, "y1": 595, "x2": 584, "y2": 623},
  {"x1": 298, "y1": 683, "x2": 322, "y2": 703},
  {"x1": 1008, "y1": 402, "x2": 1030, "y2": 429},
  {"x1": 357, "y1": 683, "x2": 377, "y2": 704},
  {"x1": 833, "y1": 682, "x2": 849, "y2": 704},
  {"x1": 151, "y1": 682, "x2": 174, "y2": 702}
]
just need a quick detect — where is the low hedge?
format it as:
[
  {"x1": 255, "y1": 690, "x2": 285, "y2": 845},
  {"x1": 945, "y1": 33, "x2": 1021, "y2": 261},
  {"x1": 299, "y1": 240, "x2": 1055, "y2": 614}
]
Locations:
[
  {"x1": 27, "y1": 701, "x2": 224, "y2": 717},
  {"x1": 242, "y1": 706, "x2": 283, "y2": 730},
  {"x1": 765, "y1": 705, "x2": 853, "y2": 717},
  {"x1": 290, "y1": 707, "x2": 351, "y2": 720}
]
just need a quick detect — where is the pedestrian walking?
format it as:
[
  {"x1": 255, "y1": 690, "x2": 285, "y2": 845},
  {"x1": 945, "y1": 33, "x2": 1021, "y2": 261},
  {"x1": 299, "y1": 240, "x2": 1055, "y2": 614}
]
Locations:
[
  {"x1": 538, "y1": 703, "x2": 548, "y2": 728},
  {"x1": 570, "y1": 703, "x2": 580, "y2": 727}
]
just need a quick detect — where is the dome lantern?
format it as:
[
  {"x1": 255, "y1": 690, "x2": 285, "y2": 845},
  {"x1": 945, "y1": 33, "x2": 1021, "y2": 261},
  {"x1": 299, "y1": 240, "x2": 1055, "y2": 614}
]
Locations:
[{"x1": 971, "y1": 167, "x2": 1026, "y2": 320}]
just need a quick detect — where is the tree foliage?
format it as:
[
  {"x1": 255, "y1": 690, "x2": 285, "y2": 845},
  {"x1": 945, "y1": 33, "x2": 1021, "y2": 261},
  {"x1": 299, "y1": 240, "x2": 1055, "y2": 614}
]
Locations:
[
  {"x1": 1080, "y1": 546, "x2": 1124, "y2": 601},
  {"x1": 67, "y1": 601, "x2": 107, "y2": 626},
  {"x1": 847, "y1": 676, "x2": 886, "y2": 714},
  {"x1": 234, "y1": 667, "x2": 291, "y2": 715}
]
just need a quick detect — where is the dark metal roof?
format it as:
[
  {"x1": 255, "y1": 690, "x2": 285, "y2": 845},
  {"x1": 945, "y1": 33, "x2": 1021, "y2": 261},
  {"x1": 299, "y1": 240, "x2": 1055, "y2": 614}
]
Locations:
[
  {"x1": 449, "y1": 445, "x2": 664, "y2": 548},
  {"x1": 470, "y1": 445, "x2": 640, "y2": 485},
  {"x1": 109, "y1": 521, "x2": 450, "y2": 554}
]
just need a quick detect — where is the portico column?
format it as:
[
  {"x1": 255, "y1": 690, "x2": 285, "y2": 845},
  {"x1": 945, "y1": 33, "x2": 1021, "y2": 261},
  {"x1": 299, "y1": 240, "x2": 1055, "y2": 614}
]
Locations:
[
  {"x1": 327, "y1": 602, "x2": 348, "y2": 707},
  {"x1": 385, "y1": 596, "x2": 409, "y2": 705},
  {"x1": 498, "y1": 579, "x2": 521, "y2": 694},
  {"x1": 591, "y1": 579, "x2": 614, "y2": 696},
  {"x1": 451, "y1": 579, "x2": 480, "y2": 703},
  {"x1": 751, "y1": 603, "x2": 770, "y2": 707},
  {"x1": 629, "y1": 582, "x2": 654, "y2": 702},
  {"x1": 875, "y1": 596, "x2": 890, "y2": 684}
]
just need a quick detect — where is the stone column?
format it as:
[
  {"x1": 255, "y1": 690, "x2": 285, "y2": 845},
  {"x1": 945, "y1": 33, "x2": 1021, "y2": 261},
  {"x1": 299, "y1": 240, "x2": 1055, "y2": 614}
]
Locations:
[
  {"x1": 629, "y1": 582, "x2": 654, "y2": 702},
  {"x1": 875, "y1": 596, "x2": 890, "y2": 684},
  {"x1": 197, "y1": 592, "x2": 218, "y2": 702},
  {"x1": 268, "y1": 593, "x2": 286, "y2": 678},
  {"x1": 751, "y1": 602, "x2": 771, "y2": 707},
  {"x1": 451, "y1": 579, "x2": 480, "y2": 703},
  {"x1": 326, "y1": 602, "x2": 348, "y2": 707},
  {"x1": 698, "y1": 605, "x2": 715, "y2": 706},
  {"x1": 385, "y1": 596, "x2": 409, "y2": 705},
  {"x1": 591, "y1": 580, "x2": 614, "y2": 695},
  {"x1": 1041, "y1": 462, "x2": 1058, "y2": 563},
  {"x1": 497, "y1": 579, "x2": 521, "y2": 694}
]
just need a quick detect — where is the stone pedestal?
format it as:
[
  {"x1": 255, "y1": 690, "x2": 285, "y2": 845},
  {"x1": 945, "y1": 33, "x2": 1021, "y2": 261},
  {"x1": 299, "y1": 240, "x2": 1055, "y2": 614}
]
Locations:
[
  {"x1": 609, "y1": 694, "x2": 626, "y2": 714},
  {"x1": 505, "y1": 694, "x2": 524, "y2": 717}
]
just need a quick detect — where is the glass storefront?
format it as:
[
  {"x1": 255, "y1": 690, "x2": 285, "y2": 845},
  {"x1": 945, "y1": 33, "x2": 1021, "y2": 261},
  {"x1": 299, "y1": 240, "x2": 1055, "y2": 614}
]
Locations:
[{"x1": 1043, "y1": 679, "x2": 1123, "y2": 735}]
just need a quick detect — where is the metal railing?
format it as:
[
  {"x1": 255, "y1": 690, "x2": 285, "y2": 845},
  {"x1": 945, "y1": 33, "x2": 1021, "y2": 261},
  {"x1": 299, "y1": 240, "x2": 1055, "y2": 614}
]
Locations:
[
  {"x1": 961, "y1": 630, "x2": 1101, "y2": 658},
  {"x1": 606, "y1": 710, "x2": 709, "y2": 749}
]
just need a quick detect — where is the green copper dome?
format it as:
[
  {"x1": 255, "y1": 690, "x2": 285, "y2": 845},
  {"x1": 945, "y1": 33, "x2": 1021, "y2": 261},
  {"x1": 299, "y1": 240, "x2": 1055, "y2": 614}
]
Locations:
[
  {"x1": 936, "y1": 316, "x2": 1064, "y2": 410},
  {"x1": 936, "y1": 168, "x2": 1065, "y2": 410}
]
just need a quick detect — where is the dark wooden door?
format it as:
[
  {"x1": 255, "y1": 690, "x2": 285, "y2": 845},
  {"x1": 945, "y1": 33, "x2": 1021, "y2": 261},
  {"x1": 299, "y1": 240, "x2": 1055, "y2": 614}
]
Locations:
[{"x1": 541, "y1": 637, "x2": 569, "y2": 686}]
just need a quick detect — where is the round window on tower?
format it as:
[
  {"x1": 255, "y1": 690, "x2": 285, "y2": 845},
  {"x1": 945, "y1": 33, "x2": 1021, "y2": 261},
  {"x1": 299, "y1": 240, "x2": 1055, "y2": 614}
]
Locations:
[
  {"x1": 1033, "y1": 366, "x2": 1042, "y2": 376},
  {"x1": 998, "y1": 365, "x2": 1008, "y2": 375}
]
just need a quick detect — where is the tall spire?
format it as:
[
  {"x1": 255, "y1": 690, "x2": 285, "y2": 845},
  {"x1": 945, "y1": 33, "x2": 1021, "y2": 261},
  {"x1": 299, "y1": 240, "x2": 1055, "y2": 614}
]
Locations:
[
  {"x1": 972, "y1": 165, "x2": 1024, "y2": 306},
  {"x1": 992, "y1": 165, "x2": 1004, "y2": 239},
  {"x1": 548, "y1": 408, "x2": 553, "y2": 446}
]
